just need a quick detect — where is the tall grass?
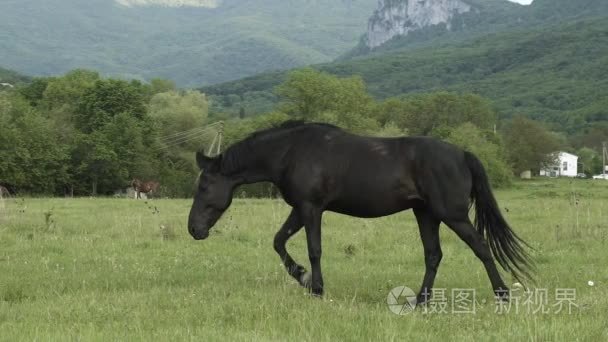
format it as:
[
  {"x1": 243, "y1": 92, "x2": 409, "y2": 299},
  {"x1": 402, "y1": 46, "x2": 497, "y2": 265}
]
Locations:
[{"x1": 0, "y1": 178, "x2": 607, "y2": 341}]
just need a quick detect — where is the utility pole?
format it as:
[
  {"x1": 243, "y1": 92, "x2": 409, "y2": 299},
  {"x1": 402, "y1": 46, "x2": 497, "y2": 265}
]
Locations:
[
  {"x1": 603, "y1": 141, "x2": 607, "y2": 176},
  {"x1": 216, "y1": 121, "x2": 224, "y2": 155},
  {"x1": 206, "y1": 121, "x2": 225, "y2": 156}
]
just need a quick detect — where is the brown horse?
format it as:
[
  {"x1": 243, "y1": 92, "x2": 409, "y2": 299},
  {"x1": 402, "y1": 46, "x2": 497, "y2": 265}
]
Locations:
[
  {"x1": 0, "y1": 185, "x2": 10, "y2": 198},
  {"x1": 131, "y1": 179, "x2": 160, "y2": 199}
]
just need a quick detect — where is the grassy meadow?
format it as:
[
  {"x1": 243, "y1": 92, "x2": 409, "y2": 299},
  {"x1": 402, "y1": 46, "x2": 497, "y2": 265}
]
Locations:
[{"x1": 0, "y1": 178, "x2": 607, "y2": 341}]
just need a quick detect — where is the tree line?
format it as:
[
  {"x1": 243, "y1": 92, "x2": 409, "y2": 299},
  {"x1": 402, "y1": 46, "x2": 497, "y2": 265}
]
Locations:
[
  {"x1": 1, "y1": 68, "x2": 605, "y2": 197},
  {"x1": 1, "y1": 70, "x2": 209, "y2": 197}
]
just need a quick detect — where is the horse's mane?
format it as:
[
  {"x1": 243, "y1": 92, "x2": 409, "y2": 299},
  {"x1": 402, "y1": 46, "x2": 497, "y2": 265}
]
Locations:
[
  {"x1": 220, "y1": 120, "x2": 339, "y2": 175},
  {"x1": 245, "y1": 120, "x2": 338, "y2": 140}
]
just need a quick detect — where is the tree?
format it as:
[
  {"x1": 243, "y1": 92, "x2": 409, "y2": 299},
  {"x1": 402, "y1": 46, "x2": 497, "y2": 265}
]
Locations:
[
  {"x1": 502, "y1": 116, "x2": 562, "y2": 174},
  {"x1": 0, "y1": 96, "x2": 69, "y2": 194},
  {"x1": 41, "y1": 69, "x2": 100, "y2": 113},
  {"x1": 149, "y1": 90, "x2": 209, "y2": 144},
  {"x1": 276, "y1": 69, "x2": 378, "y2": 133},
  {"x1": 18, "y1": 78, "x2": 52, "y2": 107},
  {"x1": 374, "y1": 122, "x2": 408, "y2": 137},
  {"x1": 146, "y1": 78, "x2": 176, "y2": 98},
  {"x1": 75, "y1": 79, "x2": 147, "y2": 133},
  {"x1": 0, "y1": 104, "x2": 22, "y2": 187},
  {"x1": 0, "y1": 91, "x2": 32, "y2": 121},
  {"x1": 65, "y1": 78, "x2": 155, "y2": 194},
  {"x1": 68, "y1": 113, "x2": 159, "y2": 196},
  {"x1": 445, "y1": 123, "x2": 512, "y2": 187},
  {"x1": 71, "y1": 131, "x2": 120, "y2": 195},
  {"x1": 103, "y1": 112, "x2": 159, "y2": 180},
  {"x1": 148, "y1": 90, "x2": 211, "y2": 196},
  {"x1": 398, "y1": 92, "x2": 497, "y2": 136},
  {"x1": 576, "y1": 147, "x2": 602, "y2": 175},
  {"x1": 40, "y1": 70, "x2": 100, "y2": 141},
  {"x1": 371, "y1": 97, "x2": 410, "y2": 129}
]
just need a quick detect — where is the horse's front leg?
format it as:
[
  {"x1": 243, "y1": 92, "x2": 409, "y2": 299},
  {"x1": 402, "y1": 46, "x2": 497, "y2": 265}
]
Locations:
[
  {"x1": 273, "y1": 208, "x2": 308, "y2": 286},
  {"x1": 300, "y1": 204, "x2": 324, "y2": 296}
]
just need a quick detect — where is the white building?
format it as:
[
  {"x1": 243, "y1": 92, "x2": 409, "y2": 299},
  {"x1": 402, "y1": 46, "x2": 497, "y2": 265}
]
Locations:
[{"x1": 540, "y1": 152, "x2": 578, "y2": 177}]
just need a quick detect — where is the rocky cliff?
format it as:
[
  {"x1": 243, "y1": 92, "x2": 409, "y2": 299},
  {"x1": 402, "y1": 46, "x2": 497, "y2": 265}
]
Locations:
[
  {"x1": 366, "y1": 0, "x2": 473, "y2": 49},
  {"x1": 115, "y1": 0, "x2": 221, "y2": 8}
]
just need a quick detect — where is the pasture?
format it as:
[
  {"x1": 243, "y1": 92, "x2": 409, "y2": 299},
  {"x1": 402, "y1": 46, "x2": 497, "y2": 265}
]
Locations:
[{"x1": 0, "y1": 179, "x2": 607, "y2": 341}]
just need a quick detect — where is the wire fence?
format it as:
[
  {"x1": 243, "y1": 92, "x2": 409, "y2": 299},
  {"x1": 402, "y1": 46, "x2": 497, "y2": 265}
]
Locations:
[{"x1": 154, "y1": 121, "x2": 223, "y2": 152}]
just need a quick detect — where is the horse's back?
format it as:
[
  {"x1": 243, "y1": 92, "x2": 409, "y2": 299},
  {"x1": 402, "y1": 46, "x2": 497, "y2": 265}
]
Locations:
[
  {"x1": 285, "y1": 128, "x2": 472, "y2": 218},
  {"x1": 281, "y1": 129, "x2": 415, "y2": 216}
]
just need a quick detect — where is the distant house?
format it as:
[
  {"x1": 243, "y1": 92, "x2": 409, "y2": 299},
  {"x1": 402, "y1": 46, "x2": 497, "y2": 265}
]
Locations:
[
  {"x1": 540, "y1": 152, "x2": 578, "y2": 178},
  {"x1": 0, "y1": 82, "x2": 14, "y2": 88}
]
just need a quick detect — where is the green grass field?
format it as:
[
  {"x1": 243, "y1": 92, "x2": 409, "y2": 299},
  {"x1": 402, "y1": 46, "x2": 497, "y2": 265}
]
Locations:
[{"x1": 1, "y1": 179, "x2": 607, "y2": 341}]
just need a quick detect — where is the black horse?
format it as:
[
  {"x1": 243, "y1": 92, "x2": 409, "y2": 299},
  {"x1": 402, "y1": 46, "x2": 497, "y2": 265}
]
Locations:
[{"x1": 188, "y1": 121, "x2": 532, "y2": 302}]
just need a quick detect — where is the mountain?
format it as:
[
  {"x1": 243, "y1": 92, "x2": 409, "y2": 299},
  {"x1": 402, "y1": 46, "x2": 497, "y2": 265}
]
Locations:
[
  {"x1": 367, "y1": 0, "x2": 482, "y2": 49},
  {"x1": 343, "y1": 0, "x2": 608, "y2": 59},
  {"x1": 115, "y1": 0, "x2": 221, "y2": 7},
  {"x1": 0, "y1": 0, "x2": 376, "y2": 86},
  {"x1": 201, "y1": 16, "x2": 608, "y2": 132}
]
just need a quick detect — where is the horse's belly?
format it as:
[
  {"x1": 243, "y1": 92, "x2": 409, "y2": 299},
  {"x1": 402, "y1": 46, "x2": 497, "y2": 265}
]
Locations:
[{"x1": 326, "y1": 195, "x2": 422, "y2": 218}]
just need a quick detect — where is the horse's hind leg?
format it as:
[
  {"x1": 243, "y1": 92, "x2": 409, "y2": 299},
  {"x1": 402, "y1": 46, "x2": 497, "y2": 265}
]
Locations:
[
  {"x1": 413, "y1": 207, "x2": 442, "y2": 304},
  {"x1": 443, "y1": 218, "x2": 509, "y2": 298},
  {"x1": 300, "y1": 204, "x2": 324, "y2": 296},
  {"x1": 273, "y1": 208, "x2": 308, "y2": 287}
]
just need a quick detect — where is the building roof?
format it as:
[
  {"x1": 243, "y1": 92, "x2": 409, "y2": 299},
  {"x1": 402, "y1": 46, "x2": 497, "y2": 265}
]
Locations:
[{"x1": 555, "y1": 151, "x2": 578, "y2": 159}]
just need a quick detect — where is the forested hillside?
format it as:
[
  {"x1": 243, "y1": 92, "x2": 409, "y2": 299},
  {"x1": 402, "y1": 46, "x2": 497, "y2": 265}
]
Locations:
[
  {"x1": 0, "y1": 0, "x2": 375, "y2": 86},
  {"x1": 203, "y1": 17, "x2": 608, "y2": 135}
]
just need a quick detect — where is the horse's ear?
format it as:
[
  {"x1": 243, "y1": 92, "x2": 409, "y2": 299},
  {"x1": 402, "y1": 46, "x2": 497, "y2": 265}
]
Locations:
[{"x1": 196, "y1": 151, "x2": 221, "y2": 172}]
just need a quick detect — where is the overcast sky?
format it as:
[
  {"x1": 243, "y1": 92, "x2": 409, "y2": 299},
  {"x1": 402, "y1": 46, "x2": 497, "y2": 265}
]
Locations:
[{"x1": 508, "y1": 0, "x2": 534, "y2": 4}]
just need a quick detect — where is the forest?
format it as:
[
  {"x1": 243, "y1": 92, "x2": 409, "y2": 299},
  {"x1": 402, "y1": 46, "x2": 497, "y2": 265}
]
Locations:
[
  {"x1": 203, "y1": 17, "x2": 608, "y2": 140},
  {"x1": 1, "y1": 68, "x2": 606, "y2": 197}
]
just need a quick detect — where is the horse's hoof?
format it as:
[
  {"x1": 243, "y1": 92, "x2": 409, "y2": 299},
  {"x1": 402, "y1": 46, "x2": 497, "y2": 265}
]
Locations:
[
  {"x1": 310, "y1": 286, "x2": 324, "y2": 297},
  {"x1": 416, "y1": 295, "x2": 431, "y2": 306},
  {"x1": 494, "y1": 289, "x2": 510, "y2": 302},
  {"x1": 299, "y1": 271, "x2": 312, "y2": 288},
  {"x1": 310, "y1": 291, "x2": 323, "y2": 298}
]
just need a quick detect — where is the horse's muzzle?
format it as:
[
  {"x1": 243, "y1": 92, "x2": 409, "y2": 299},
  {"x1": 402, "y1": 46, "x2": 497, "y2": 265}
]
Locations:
[
  {"x1": 188, "y1": 224, "x2": 209, "y2": 240},
  {"x1": 194, "y1": 231, "x2": 209, "y2": 240}
]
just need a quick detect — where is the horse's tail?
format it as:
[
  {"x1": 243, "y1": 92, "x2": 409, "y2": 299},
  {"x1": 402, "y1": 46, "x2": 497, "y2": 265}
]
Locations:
[{"x1": 464, "y1": 151, "x2": 534, "y2": 284}]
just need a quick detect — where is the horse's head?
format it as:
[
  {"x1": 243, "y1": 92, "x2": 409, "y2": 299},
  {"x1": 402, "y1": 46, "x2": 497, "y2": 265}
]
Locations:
[{"x1": 188, "y1": 152, "x2": 239, "y2": 240}]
